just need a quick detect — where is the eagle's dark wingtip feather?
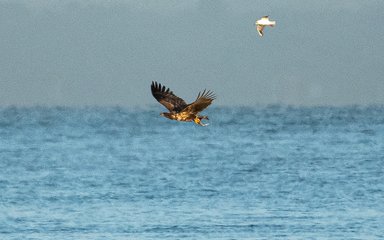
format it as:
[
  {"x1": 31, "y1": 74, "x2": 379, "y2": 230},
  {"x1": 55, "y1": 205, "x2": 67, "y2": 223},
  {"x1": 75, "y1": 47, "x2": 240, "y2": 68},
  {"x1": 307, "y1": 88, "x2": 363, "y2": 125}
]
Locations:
[
  {"x1": 151, "y1": 81, "x2": 175, "y2": 96},
  {"x1": 151, "y1": 81, "x2": 160, "y2": 92},
  {"x1": 198, "y1": 89, "x2": 216, "y2": 100},
  {"x1": 151, "y1": 81, "x2": 156, "y2": 95}
]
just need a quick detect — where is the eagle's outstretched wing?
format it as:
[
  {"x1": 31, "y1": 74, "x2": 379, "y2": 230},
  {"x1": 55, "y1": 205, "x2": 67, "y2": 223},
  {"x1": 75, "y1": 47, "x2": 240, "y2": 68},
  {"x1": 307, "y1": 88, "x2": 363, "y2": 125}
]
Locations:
[
  {"x1": 182, "y1": 89, "x2": 216, "y2": 114},
  {"x1": 151, "y1": 81, "x2": 188, "y2": 112}
]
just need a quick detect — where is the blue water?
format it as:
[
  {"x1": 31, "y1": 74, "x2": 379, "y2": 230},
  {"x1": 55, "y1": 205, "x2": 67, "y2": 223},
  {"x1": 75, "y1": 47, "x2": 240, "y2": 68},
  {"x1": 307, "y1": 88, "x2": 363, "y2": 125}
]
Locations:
[{"x1": 1, "y1": 106, "x2": 383, "y2": 239}]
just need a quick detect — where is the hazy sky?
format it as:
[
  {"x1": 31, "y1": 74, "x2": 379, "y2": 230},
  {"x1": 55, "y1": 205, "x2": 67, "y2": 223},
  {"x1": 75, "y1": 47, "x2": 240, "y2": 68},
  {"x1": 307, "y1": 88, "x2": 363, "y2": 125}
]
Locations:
[{"x1": 1, "y1": 0, "x2": 383, "y2": 106}]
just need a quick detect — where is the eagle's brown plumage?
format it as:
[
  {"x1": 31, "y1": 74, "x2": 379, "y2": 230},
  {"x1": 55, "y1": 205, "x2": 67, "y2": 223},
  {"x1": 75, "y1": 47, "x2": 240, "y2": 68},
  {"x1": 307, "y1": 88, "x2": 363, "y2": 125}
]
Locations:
[{"x1": 151, "y1": 81, "x2": 216, "y2": 126}]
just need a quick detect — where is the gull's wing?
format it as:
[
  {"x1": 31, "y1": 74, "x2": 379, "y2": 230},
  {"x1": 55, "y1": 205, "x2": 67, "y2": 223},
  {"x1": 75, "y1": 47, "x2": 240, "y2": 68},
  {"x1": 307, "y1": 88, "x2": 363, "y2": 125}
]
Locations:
[
  {"x1": 182, "y1": 89, "x2": 216, "y2": 114},
  {"x1": 151, "y1": 81, "x2": 188, "y2": 112},
  {"x1": 256, "y1": 25, "x2": 264, "y2": 36}
]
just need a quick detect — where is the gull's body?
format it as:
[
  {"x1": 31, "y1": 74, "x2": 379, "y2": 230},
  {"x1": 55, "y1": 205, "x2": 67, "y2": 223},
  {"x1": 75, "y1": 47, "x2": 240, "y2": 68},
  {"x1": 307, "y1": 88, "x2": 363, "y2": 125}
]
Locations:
[{"x1": 255, "y1": 16, "x2": 276, "y2": 37}]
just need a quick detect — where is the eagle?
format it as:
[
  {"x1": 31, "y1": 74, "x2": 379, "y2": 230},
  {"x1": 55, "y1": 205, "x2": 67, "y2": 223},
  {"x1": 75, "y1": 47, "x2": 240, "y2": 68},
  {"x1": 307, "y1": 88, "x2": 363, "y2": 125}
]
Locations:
[
  {"x1": 255, "y1": 16, "x2": 276, "y2": 37},
  {"x1": 151, "y1": 81, "x2": 216, "y2": 126}
]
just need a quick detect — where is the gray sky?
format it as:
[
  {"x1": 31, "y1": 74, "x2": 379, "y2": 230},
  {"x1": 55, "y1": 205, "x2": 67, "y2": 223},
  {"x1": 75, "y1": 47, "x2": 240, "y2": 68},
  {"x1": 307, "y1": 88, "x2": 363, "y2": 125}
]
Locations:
[{"x1": 1, "y1": 0, "x2": 383, "y2": 106}]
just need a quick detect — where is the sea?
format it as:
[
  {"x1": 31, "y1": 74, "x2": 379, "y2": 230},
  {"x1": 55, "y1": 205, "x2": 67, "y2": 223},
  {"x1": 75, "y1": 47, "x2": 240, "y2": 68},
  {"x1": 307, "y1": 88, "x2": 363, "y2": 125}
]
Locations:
[{"x1": 1, "y1": 105, "x2": 383, "y2": 239}]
